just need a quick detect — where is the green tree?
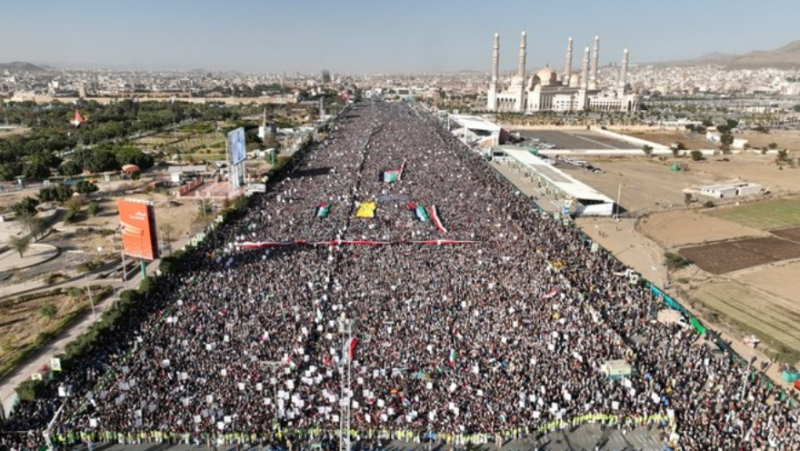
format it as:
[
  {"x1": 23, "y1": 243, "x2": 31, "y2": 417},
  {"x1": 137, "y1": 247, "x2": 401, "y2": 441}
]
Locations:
[
  {"x1": 19, "y1": 215, "x2": 45, "y2": 241},
  {"x1": 720, "y1": 133, "x2": 734, "y2": 146},
  {"x1": 642, "y1": 145, "x2": 653, "y2": 156},
  {"x1": 59, "y1": 160, "x2": 83, "y2": 176},
  {"x1": 87, "y1": 202, "x2": 101, "y2": 217},
  {"x1": 0, "y1": 162, "x2": 23, "y2": 181},
  {"x1": 23, "y1": 160, "x2": 51, "y2": 181},
  {"x1": 768, "y1": 142, "x2": 778, "y2": 150},
  {"x1": 39, "y1": 303, "x2": 58, "y2": 319},
  {"x1": 9, "y1": 234, "x2": 31, "y2": 258},
  {"x1": 12, "y1": 197, "x2": 39, "y2": 217},
  {"x1": 38, "y1": 185, "x2": 73, "y2": 203},
  {"x1": 74, "y1": 180, "x2": 99, "y2": 195},
  {"x1": 690, "y1": 151, "x2": 704, "y2": 161}
]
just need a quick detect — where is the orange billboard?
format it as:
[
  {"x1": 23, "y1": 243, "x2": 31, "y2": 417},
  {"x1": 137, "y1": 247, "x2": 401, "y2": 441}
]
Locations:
[{"x1": 118, "y1": 199, "x2": 159, "y2": 260}]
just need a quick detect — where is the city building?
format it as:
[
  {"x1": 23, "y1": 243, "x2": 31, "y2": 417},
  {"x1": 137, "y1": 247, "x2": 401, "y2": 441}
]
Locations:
[{"x1": 486, "y1": 32, "x2": 640, "y2": 113}]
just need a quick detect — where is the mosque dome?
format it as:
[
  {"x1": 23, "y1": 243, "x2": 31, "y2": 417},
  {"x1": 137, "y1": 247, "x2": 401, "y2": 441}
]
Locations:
[
  {"x1": 536, "y1": 66, "x2": 558, "y2": 86},
  {"x1": 569, "y1": 73, "x2": 581, "y2": 88}
]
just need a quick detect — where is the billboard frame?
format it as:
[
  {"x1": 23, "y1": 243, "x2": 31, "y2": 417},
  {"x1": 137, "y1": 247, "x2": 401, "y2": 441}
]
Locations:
[{"x1": 118, "y1": 198, "x2": 159, "y2": 261}]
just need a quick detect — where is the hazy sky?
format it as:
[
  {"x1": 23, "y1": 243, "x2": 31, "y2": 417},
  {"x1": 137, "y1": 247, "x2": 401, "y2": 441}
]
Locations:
[{"x1": 2, "y1": 0, "x2": 799, "y2": 73}]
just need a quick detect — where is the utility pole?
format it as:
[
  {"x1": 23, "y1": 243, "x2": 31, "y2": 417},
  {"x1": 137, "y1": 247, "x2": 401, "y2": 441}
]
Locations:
[{"x1": 338, "y1": 316, "x2": 354, "y2": 451}]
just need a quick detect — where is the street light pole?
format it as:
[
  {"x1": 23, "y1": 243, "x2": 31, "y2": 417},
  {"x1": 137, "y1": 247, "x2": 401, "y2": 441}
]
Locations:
[{"x1": 85, "y1": 275, "x2": 96, "y2": 320}]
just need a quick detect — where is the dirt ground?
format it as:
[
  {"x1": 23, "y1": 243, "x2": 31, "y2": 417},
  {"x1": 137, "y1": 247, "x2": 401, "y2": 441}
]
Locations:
[
  {"x1": 738, "y1": 260, "x2": 800, "y2": 305},
  {"x1": 564, "y1": 154, "x2": 800, "y2": 214},
  {"x1": 575, "y1": 217, "x2": 668, "y2": 286},
  {"x1": 621, "y1": 130, "x2": 711, "y2": 150},
  {"x1": 692, "y1": 280, "x2": 800, "y2": 355},
  {"x1": 740, "y1": 130, "x2": 800, "y2": 152},
  {"x1": 562, "y1": 159, "x2": 712, "y2": 213},
  {"x1": 0, "y1": 127, "x2": 31, "y2": 139},
  {"x1": 679, "y1": 237, "x2": 800, "y2": 275},
  {"x1": 0, "y1": 291, "x2": 89, "y2": 367},
  {"x1": 773, "y1": 225, "x2": 800, "y2": 242},
  {"x1": 638, "y1": 210, "x2": 767, "y2": 248}
]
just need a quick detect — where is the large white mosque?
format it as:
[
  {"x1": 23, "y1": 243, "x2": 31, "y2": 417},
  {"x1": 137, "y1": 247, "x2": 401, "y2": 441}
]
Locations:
[{"x1": 486, "y1": 32, "x2": 640, "y2": 113}]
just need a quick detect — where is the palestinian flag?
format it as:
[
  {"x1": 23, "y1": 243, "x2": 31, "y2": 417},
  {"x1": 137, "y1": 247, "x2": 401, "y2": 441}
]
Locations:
[
  {"x1": 284, "y1": 354, "x2": 296, "y2": 371},
  {"x1": 407, "y1": 202, "x2": 430, "y2": 222},
  {"x1": 428, "y1": 205, "x2": 448, "y2": 233},
  {"x1": 315, "y1": 202, "x2": 330, "y2": 218},
  {"x1": 341, "y1": 337, "x2": 358, "y2": 365},
  {"x1": 448, "y1": 349, "x2": 457, "y2": 366},
  {"x1": 383, "y1": 170, "x2": 400, "y2": 183},
  {"x1": 543, "y1": 289, "x2": 558, "y2": 299},
  {"x1": 70, "y1": 110, "x2": 85, "y2": 128}
]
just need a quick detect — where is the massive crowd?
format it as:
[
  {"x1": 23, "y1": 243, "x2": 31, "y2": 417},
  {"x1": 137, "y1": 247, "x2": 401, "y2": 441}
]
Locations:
[{"x1": 2, "y1": 101, "x2": 799, "y2": 451}]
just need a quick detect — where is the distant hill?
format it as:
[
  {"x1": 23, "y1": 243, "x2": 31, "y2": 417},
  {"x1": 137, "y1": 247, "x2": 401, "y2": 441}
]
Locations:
[
  {"x1": 0, "y1": 61, "x2": 46, "y2": 72},
  {"x1": 656, "y1": 39, "x2": 800, "y2": 70}
]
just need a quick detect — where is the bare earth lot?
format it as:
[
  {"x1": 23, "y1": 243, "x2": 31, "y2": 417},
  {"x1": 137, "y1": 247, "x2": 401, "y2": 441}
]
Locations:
[
  {"x1": 679, "y1": 237, "x2": 800, "y2": 274},
  {"x1": 0, "y1": 292, "x2": 88, "y2": 368},
  {"x1": 738, "y1": 260, "x2": 800, "y2": 306},
  {"x1": 693, "y1": 281, "x2": 800, "y2": 354},
  {"x1": 639, "y1": 210, "x2": 767, "y2": 248},
  {"x1": 562, "y1": 159, "x2": 709, "y2": 212},
  {"x1": 772, "y1": 225, "x2": 800, "y2": 243},
  {"x1": 621, "y1": 131, "x2": 711, "y2": 150},
  {"x1": 740, "y1": 130, "x2": 800, "y2": 152}
]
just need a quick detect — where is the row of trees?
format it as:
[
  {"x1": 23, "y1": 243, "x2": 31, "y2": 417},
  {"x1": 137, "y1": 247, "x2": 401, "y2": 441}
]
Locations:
[{"x1": 0, "y1": 100, "x2": 244, "y2": 182}]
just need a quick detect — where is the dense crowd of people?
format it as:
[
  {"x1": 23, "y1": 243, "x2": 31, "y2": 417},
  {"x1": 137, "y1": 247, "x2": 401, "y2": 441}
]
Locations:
[{"x1": 2, "y1": 100, "x2": 799, "y2": 451}]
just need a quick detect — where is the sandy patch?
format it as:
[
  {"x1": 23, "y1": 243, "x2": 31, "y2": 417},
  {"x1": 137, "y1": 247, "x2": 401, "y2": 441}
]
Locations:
[
  {"x1": 639, "y1": 210, "x2": 767, "y2": 248},
  {"x1": 693, "y1": 280, "x2": 800, "y2": 353},
  {"x1": 738, "y1": 260, "x2": 800, "y2": 304}
]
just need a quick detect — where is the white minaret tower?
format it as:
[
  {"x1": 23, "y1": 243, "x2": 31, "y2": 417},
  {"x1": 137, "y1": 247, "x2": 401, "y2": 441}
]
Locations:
[
  {"x1": 487, "y1": 32, "x2": 500, "y2": 111},
  {"x1": 619, "y1": 48, "x2": 630, "y2": 95},
  {"x1": 589, "y1": 35, "x2": 600, "y2": 90},
  {"x1": 580, "y1": 46, "x2": 590, "y2": 90},
  {"x1": 563, "y1": 36, "x2": 573, "y2": 86},
  {"x1": 516, "y1": 31, "x2": 527, "y2": 111}
]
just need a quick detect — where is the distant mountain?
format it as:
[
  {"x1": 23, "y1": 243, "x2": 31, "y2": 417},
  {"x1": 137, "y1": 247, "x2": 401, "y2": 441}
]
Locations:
[
  {"x1": 0, "y1": 61, "x2": 46, "y2": 72},
  {"x1": 655, "y1": 39, "x2": 800, "y2": 70},
  {"x1": 727, "y1": 40, "x2": 800, "y2": 69}
]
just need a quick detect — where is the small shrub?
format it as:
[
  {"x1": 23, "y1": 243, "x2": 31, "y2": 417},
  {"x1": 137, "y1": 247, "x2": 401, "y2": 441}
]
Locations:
[
  {"x1": 703, "y1": 200, "x2": 715, "y2": 208},
  {"x1": 34, "y1": 331, "x2": 56, "y2": 347},
  {"x1": 39, "y1": 303, "x2": 58, "y2": 319},
  {"x1": 63, "y1": 210, "x2": 76, "y2": 224},
  {"x1": 87, "y1": 202, "x2": 101, "y2": 217},
  {"x1": 664, "y1": 252, "x2": 690, "y2": 270},
  {"x1": 68, "y1": 287, "x2": 84, "y2": 298},
  {"x1": 0, "y1": 336, "x2": 16, "y2": 353},
  {"x1": 16, "y1": 380, "x2": 45, "y2": 401},
  {"x1": 690, "y1": 151, "x2": 704, "y2": 161}
]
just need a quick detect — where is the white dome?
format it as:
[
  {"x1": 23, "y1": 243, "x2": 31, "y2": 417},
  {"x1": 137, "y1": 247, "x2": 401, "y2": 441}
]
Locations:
[
  {"x1": 569, "y1": 74, "x2": 581, "y2": 88},
  {"x1": 536, "y1": 66, "x2": 558, "y2": 86}
]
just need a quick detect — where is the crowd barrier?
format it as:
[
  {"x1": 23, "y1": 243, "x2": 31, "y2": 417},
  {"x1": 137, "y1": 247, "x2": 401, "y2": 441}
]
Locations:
[{"x1": 49, "y1": 413, "x2": 671, "y2": 447}]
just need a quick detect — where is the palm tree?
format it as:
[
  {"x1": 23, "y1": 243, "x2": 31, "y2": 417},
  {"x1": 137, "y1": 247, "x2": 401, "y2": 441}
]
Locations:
[{"x1": 9, "y1": 235, "x2": 31, "y2": 258}]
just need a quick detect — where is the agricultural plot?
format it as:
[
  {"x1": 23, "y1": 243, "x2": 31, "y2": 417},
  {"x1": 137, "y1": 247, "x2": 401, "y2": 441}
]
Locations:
[
  {"x1": 705, "y1": 198, "x2": 800, "y2": 230},
  {"x1": 679, "y1": 237, "x2": 800, "y2": 274},
  {"x1": 771, "y1": 225, "x2": 800, "y2": 243},
  {"x1": 694, "y1": 280, "x2": 800, "y2": 354}
]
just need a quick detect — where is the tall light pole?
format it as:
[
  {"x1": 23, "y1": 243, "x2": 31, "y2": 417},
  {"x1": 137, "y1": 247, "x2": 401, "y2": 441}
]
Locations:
[
  {"x1": 258, "y1": 361, "x2": 282, "y2": 433},
  {"x1": 338, "y1": 316, "x2": 354, "y2": 451},
  {"x1": 740, "y1": 336, "x2": 759, "y2": 400}
]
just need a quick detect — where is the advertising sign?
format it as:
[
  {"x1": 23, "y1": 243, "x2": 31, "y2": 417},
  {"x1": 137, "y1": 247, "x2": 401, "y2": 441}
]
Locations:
[
  {"x1": 228, "y1": 127, "x2": 247, "y2": 165},
  {"x1": 119, "y1": 199, "x2": 159, "y2": 260}
]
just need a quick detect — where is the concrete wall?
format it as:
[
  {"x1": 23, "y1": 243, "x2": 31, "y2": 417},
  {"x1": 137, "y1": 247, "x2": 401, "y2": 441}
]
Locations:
[{"x1": 590, "y1": 127, "x2": 670, "y2": 151}]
